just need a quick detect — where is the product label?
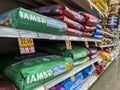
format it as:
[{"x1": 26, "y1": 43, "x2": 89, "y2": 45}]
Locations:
[
  {"x1": 65, "y1": 40, "x2": 72, "y2": 50},
  {"x1": 68, "y1": 28, "x2": 83, "y2": 34},
  {"x1": 52, "y1": 64, "x2": 66, "y2": 76},
  {"x1": 19, "y1": 11, "x2": 46, "y2": 24},
  {"x1": 65, "y1": 63, "x2": 71, "y2": 71},
  {"x1": 64, "y1": 16, "x2": 83, "y2": 29},
  {"x1": 47, "y1": 19, "x2": 65, "y2": 29},
  {"x1": 75, "y1": 13, "x2": 84, "y2": 21},
  {"x1": 26, "y1": 70, "x2": 53, "y2": 84}
]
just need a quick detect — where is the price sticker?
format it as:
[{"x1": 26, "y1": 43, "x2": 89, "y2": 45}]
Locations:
[
  {"x1": 85, "y1": 41, "x2": 89, "y2": 47},
  {"x1": 95, "y1": 42, "x2": 97, "y2": 47},
  {"x1": 18, "y1": 37, "x2": 35, "y2": 54},
  {"x1": 65, "y1": 63, "x2": 70, "y2": 71},
  {"x1": 65, "y1": 40, "x2": 72, "y2": 50},
  {"x1": 70, "y1": 75, "x2": 75, "y2": 81}
]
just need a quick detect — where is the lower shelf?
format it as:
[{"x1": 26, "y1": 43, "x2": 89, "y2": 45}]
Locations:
[{"x1": 80, "y1": 55, "x2": 117, "y2": 90}]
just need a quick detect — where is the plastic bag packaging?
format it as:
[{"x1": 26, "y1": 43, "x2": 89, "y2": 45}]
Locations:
[
  {"x1": 0, "y1": 7, "x2": 67, "y2": 35},
  {"x1": 52, "y1": 15, "x2": 84, "y2": 30},
  {"x1": 79, "y1": 12, "x2": 101, "y2": 26},
  {"x1": 32, "y1": 4, "x2": 85, "y2": 23},
  {"x1": 1, "y1": 54, "x2": 73, "y2": 90}
]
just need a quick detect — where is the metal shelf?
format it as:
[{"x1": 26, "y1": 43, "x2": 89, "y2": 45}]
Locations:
[
  {"x1": 80, "y1": 50, "x2": 118, "y2": 90},
  {"x1": 100, "y1": 43, "x2": 119, "y2": 48},
  {"x1": 0, "y1": 26, "x2": 101, "y2": 42},
  {"x1": 33, "y1": 57, "x2": 102, "y2": 90}
]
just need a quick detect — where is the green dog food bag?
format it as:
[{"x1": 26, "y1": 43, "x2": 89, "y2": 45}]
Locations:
[
  {"x1": 37, "y1": 43, "x2": 89, "y2": 60},
  {"x1": 0, "y1": 7, "x2": 67, "y2": 35},
  {"x1": 3, "y1": 55, "x2": 73, "y2": 90},
  {"x1": 73, "y1": 56, "x2": 90, "y2": 66}
]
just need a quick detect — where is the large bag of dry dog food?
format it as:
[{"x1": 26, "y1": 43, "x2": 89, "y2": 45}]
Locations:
[
  {"x1": 66, "y1": 28, "x2": 93, "y2": 38},
  {"x1": 0, "y1": 7, "x2": 67, "y2": 35},
  {"x1": 37, "y1": 43, "x2": 89, "y2": 60},
  {"x1": 32, "y1": 4, "x2": 85, "y2": 23},
  {"x1": 79, "y1": 12, "x2": 101, "y2": 26},
  {"x1": 52, "y1": 15, "x2": 84, "y2": 30},
  {"x1": 1, "y1": 54, "x2": 73, "y2": 90}
]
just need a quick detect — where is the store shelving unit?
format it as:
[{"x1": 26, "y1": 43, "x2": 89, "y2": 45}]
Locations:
[
  {"x1": 33, "y1": 57, "x2": 102, "y2": 90},
  {"x1": 33, "y1": 49, "x2": 119, "y2": 90},
  {"x1": 98, "y1": 43, "x2": 119, "y2": 48},
  {"x1": 0, "y1": 26, "x2": 101, "y2": 42},
  {"x1": 0, "y1": 0, "x2": 119, "y2": 90},
  {"x1": 80, "y1": 50, "x2": 119, "y2": 90}
]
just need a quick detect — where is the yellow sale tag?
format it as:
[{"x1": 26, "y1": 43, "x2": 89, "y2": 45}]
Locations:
[
  {"x1": 65, "y1": 40, "x2": 72, "y2": 50},
  {"x1": 71, "y1": 75, "x2": 75, "y2": 81},
  {"x1": 85, "y1": 41, "x2": 89, "y2": 47},
  {"x1": 18, "y1": 37, "x2": 35, "y2": 54},
  {"x1": 65, "y1": 63, "x2": 70, "y2": 71},
  {"x1": 95, "y1": 42, "x2": 97, "y2": 46}
]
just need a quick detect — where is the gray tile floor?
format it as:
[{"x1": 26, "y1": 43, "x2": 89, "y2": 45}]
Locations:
[{"x1": 90, "y1": 57, "x2": 120, "y2": 90}]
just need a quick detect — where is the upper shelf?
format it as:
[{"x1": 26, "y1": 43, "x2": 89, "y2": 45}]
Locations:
[{"x1": 0, "y1": 26, "x2": 101, "y2": 42}]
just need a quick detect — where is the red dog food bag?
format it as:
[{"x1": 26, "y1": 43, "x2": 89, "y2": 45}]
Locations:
[
  {"x1": 66, "y1": 28, "x2": 93, "y2": 38},
  {"x1": 32, "y1": 4, "x2": 85, "y2": 23},
  {"x1": 82, "y1": 25, "x2": 96, "y2": 32},
  {"x1": 79, "y1": 12, "x2": 101, "y2": 26},
  {"x1": 0, "y1": 75, "x2": 16, "y2": 90},
  {"x1": 52, "y1": 15, "x2": 84, "y2": 30},
  {"x1": 66, "y1": 28, "x2": 83, "y2": 37}
]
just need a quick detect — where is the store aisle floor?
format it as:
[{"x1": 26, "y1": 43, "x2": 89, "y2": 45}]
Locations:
[{"x1": 90, "y1": 57, "x2": 120, "y2": 90}]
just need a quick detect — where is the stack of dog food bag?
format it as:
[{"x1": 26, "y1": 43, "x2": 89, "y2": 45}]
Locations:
[
  {"x1": 32, "y1": 4, "x2": 101, "y2": 38},
  {"x1": 36, "y1": 42, "x2": 98, "y2": 66},
  {"x1": 49, "y1": 65, "x2": 93, "y2": 90},
  {"x1": 0, "y1": 5, "x2": 100, "y2": 90},
  {"x1": 0, "y1": 53, "x2": 73, "y2": 90}
]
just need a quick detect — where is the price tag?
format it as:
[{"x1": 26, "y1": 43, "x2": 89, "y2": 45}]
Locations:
[
  {"x1": 70, "y1": 75, "x2": 75, "y2": 81},
  {"x1": 85, "y1": 41, "x2": 89, "y2": 48},
  {"x1": 95, "y1": 42, "x2": 97, "y2": 47},
  {"x1": 65, "y1": 40, "x2": 72, "y2": 50},
  {"x1": 18, "y1": 37, "x2": 35, "y2": 54},
  {"x1": 65, "y1": 63, "x2": 70, "y2": 71}
]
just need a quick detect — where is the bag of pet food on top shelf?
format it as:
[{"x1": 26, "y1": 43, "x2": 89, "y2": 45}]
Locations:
[
  {"x1": 0, "y1": 74, "x2": 16, "y2": 90},
  {"x1": 32, "y1": 4, "x2": 85, "y2": 23},
  {"x1": 0, "y1": 54, "x2": 73, "y2": 90},
  {"x1": 82, "y1": 25, "x2": 96, "y2": 32},
  {"x1": 79, "y1": 12, "x2": 101, "y2": 27},
  {"x1": 66, "y1": 28, "x2": 83, "y2": 37},
  {"x1": 52, "y1": 15, "x2": 84, "y2": 30},
  {"x1": 0, "y1": 7, "x2": 67, "y2": 35}
]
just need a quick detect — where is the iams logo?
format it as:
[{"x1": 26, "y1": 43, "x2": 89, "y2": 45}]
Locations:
[
  {"x1": 26, "y1": 70, "x2": 53, "y2": 84},
  {"x1": 19, "y1": 11, "x2": 46, "y2": 24}
]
